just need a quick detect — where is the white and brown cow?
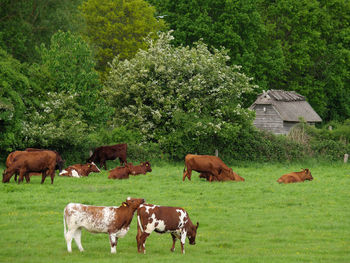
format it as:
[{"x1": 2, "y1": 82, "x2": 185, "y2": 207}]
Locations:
[
  {"x1": 59, "y1": 162, "x2": 100, "y2": 178},
  {"x1": 63, "y1": 197, "x2": 145, "y2": 253},
  {"x1": 136, "y1": 204, "x2": 199, "y2": 254}
]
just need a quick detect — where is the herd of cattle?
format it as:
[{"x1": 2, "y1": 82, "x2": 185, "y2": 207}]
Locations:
[{"x1": 2, "y1": 143, "x2": 314, "y2": 254}]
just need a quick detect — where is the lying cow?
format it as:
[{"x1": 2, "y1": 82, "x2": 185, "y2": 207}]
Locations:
[
  {"x1": 137, "y1": 204, "x2": 199, "y2": 254},
  {"x1": 3, "y1": 150, "x2": 58, "y2": 184},
  {"x1": 277, "y1": 168, "x2": 313, "y2": 184},
  {"x1": 63, "y1": 197, "x2": 145, "y2": 253},
  {"x1": 199, "y1": 170, "x2": 245, "y2": 182},
  {"x1": 108, "y1": 165, "x2": 131, "y2": 179},
  {"x1": 183, "y1": 154, "x2": 242, "y2": 182},
  {"x1": 87, "y1": 143, "x2": 127, "y2": 170},
  {"x1": 129, "y1": 162, "x2": 152, "y2": 176},
  {"x1": 59, "y1": 162, "x2": 100, "y2": 177}
]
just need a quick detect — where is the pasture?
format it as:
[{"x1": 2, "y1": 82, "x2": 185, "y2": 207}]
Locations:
[{"x1": 0, "y1": 161, "x2": 349, "y2": 263}]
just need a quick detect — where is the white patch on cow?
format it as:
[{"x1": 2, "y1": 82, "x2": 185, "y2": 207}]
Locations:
[
  {"x1": 59, "y1": 169, "x2": 67, "y2": 176},
  {"x1": 141, "y1": 204, "x2": 158, "y2": 214},
  {"x1": 71, "y1": 169, "x2": 80, "y2": 178},
  {"x1": 145, "y1": 213, "x2": 166, "y2": 234},
  {"x1": 115, "y1": 227, "x2": 130, "y2": 238},
  {"x1": 127, "y1": 197, "x2": 131, "y2": 201},
  {"x1": 176, "y1": 209, "x2": 188, "y2": 228}
]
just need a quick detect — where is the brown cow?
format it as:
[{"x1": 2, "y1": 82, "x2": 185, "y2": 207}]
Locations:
[
  {"x1": 25, "y1": 148, "x2": 65, "y2": 172},
  {"x1": 108, "y1": 164, "x2": 131, "y2": 179},
  {"x1": 136, "y1": 204, "x2": 199, "y2": 254},
  {"x1": 3, "y1": 151, "x2": 30, "y2": 183},
  {"x1": 59, "y1": 162, "x2": 100, "y2": 177},
  {"x1": 277, "y1": 168, "x2": 313, "y2": 184},
  {"x1": 183, "y1": 154, "x2": 243, "y2": 182},
  {"x1": 199, "y1": 170, "x2": 245, "y2": 182},
  {"x1": 87, "y1": 143, "x2": 127, "y2": 170},
  {"x1": 129, "y1": 162, "x2": 152, "y2": 176},
  {"x1": 64, "y1": 197, "x2": 145, "y2": 253},
  {"x1": 3, "y1": 150, "x2": 58, "y2": 184}
]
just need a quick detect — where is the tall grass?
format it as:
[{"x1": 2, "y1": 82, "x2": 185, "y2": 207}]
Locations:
[{"x1": 0, "y1": 162, "x2": 349, "y2": 262}]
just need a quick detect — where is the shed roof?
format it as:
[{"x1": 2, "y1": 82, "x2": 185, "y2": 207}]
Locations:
[{"x1": 250, "y1": 90, "x2": 322, "y2": 122}]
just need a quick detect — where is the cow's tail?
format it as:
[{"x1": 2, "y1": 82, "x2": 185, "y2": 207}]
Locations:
[{"x1": 137, "y1": 214, "x2": 144, "y2": 233}]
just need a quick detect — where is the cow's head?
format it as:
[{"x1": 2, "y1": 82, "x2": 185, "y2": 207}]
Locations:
[
  {"x1": 88, "y1": 162, "x2": 100, "y2": 173},
  {"x1": 188, "y1": 222, "x2": 199, "y2": 245},
  {"x1": 143, "y1": 161, "x2": 152, "y2": 173},
  {"x1": 302, "y1": 168, "x2": 313, "y2": 181},
  {"x1": 2, "y1": 169, "x2": 12, "y2": 183},
  {"x1": 122, "y1": 197, "x2": 145, "y2": 209}
]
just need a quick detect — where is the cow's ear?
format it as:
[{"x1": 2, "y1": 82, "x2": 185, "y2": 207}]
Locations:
[
  {"x1": 122, "y1": 202, "x2": 128, "y2": 207},
  {"x1": 196, "y1": 222, "x2": 199, "y2": 229}
]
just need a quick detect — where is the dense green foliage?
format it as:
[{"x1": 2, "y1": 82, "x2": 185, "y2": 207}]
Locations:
[
  {"x1": 0, "y1": 0, "x2": 83, "y2": 63},
  {"x1": 148, "y1": 0, "x2": 350, "y2": 121},
  {"x1": 1, "y1": 163, "x2": 349, "y2": 262},
  {"x1": 0, "y1": 0, "x2": 349, "y2": 163},
  {"x1": 79, "y1": 0, "x2": 166, "y2": 76}
]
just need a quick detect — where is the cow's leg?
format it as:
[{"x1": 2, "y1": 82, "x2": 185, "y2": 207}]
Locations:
[
  {"x1": 73, "y1": 228, "x2": 84, "y2": 252},
  {"x1": 170, "y1": 233, "x2": 177, "y2": 252},
  {"x1": 18, "y1": 170, "x2": 25, "y2": 184},
  {"x1": 41, "y1": 170, "x2": 47, "y2": 184},
  {"x1": 65, "y1": 229, "x2": 75, "y2": 252},
  {"x1": 138, "y1": 232, "x2": 150, "y2": 254},
  {"x1": 109, "y1": 233, "x2": 118, "y2": 253},
  {"x1": 49, "y1": 168, "x2": 55, "y2": 184},
  {"x1": 24, "y1": 173, "x2": 30, "y2": 183},
  {"x1": 180, "y1": 230, "x2": 187, "y2": 254},
  {"x1": 183, "y1": 168, "x2": 192, "y2": 181}
]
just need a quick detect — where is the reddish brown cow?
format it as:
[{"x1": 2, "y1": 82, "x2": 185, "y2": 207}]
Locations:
[
  {"x1": 87, "y1": 143, "x2": 127, "y2": 170},
  {"x1": 3, "y1": 150, "x2": 58, "y2": 184},
  {"x1": 183, "y1": 154, "x2": 243, "y2": 182},
  {"x1": 108, "y1": 165, "x2": 131, "y2": 179},
  {"x1": 277, "y1": 169, "x2": 313, "y2": 184},
  {"x1": 64, "y1": 197, "x2": 145, "y2": 253},
  {"x1": 137, "y1": 204, "x2": 199, "y2": 254},
  {"x1": 59, "y1": 162, "x2": 100, "y2": 177},
  {"x1": 3, "y1": 151, "x2": 30, "y2": 183},
  {"x1": 199, "y1": 170, "x2": 245, "y2": 182},
  {"x1": 25, "y1": 148, "x2": 65, "y2": 172},
  {"x1": 129, "y1": 162, "x2": 152, "y2": 176}
]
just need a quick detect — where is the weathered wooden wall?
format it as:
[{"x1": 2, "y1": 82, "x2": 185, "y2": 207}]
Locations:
[{"x1": 253, "y1": 104, "x2": 285, "y2": 134}]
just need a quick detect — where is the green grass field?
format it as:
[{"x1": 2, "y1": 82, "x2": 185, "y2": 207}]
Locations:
[{"x1": 1, "y1": 161, "x2": 349, "y2": 263}]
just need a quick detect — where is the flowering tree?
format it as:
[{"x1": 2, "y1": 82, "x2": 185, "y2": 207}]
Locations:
[{"x1": 105, "y1": 31, "x2": 257, "y2": 158}]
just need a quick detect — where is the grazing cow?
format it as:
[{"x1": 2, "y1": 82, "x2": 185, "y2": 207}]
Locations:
[
  {"x1": 63, "y1": 197, "x2": 145, "y2": 253},
  {"x1": 87, "y1": 143, "x2": 127, "y2": 170},
  {"x1": 183, "y1": 154, "x2": 243, "y2": 182},
  {"x1": 3, "y1": 151, "x2": 30, "y2": 183},
  {"x1": 277, "y1": 168, "x2": 313, "y2": 184},
  {"x1": 136, "y1": 204, "x2": 199, "y2": 254},
  {"x1": 108, "y1": 165, "x2": 131, "y2": 180},
  {"x1": 59, "y1": 162, "x2": 100, "y2": 177},
  {"x1": 129, "y1": 162, "x2": 152, "y2": 176},
  {"x1": 3, "y1": 150, "x2": 58, "y2": 184}
]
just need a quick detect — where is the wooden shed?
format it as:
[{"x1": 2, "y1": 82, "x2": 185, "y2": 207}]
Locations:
[{"x1": 249, "y1": 90, "x2": 322, "y2": 134}]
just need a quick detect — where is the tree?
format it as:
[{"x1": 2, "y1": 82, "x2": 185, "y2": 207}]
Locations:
[
  {"x1": 79, "y1": 0, "x2": 166, "y2": 76},
  {"x1": 0, "y1": 0, "x2": 84, "y2": 63},
  {"x1": 32, "y1": 31, "x2": 112, "y2": 126},
  {"x1": 0, "y1": 48, "x2": 27, "y2": 153},
  {"x1": 105, "y1": 31, "x2": 257, "y2": 159}
]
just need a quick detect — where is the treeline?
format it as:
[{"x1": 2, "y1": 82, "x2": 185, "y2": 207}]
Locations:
[{"x1": 0, "y1": 0, "x2": 349, "y2": 163}]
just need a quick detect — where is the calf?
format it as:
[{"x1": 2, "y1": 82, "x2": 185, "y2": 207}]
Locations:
[
  {"x1": 129, "y1": 161, "x2": 152, "y2": 176},
  {"x1": 63, "y1": 197, "x2": 145, "y2": 253},
  {"x1": 277, "y1": 168, "x2": 313, "y2": 184},
  {"x1": 199, "y1": 170, "x2": 245, "y2": 182},
  {"x1": 136, "y1": 204, "x2": 199, "y2": 254},
  {"x1": 108, "y1": 165, "x2": 131, "y2": 179},
  {"x1": 59, "y1": 162, "x2": 100, "y2": 177}
]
